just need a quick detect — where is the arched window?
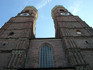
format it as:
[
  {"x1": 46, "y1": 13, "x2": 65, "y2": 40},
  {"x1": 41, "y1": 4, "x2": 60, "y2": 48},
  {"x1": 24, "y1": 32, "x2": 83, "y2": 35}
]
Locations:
[
  {"x1": 40, "y1": 46, "x2": 54, "y2": 68},
  {"x1": 60, "y1": 12, "x2": 70, "y2": 15},
  {"x1": 20, "y1": 13, "x2": 30, "y2": 16},
  {"x1": 76, "y1": 30, "x2": 81, "y2": 35},
  {"x1": 8, "y1": 32, "x2": 14, "y2": 36}
]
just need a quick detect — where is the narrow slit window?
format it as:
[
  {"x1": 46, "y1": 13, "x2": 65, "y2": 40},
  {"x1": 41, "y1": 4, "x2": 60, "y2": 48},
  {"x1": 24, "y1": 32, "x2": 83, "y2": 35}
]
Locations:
[
  {"x1": 3, "y1": 43, "x2": 6, "y2": 46},
  {"x1": 85, "y1": 41, "x2": 89, "y2": 44}
]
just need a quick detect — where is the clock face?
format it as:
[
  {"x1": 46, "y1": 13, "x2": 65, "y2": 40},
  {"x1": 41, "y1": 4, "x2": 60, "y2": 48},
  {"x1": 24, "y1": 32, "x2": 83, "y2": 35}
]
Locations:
[{"x1": 20, "y1": 13, "x2": 30, "y2": 16}]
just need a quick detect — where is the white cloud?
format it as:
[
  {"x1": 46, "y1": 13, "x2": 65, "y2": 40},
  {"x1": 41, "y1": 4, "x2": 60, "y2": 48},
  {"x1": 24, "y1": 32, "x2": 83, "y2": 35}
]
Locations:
[
  {"x1": 36, "y1": 0, "x2": 52, "y2": 9},
  {"x1": 68, "y1": 0, "x2": 82, "y2": 15}
]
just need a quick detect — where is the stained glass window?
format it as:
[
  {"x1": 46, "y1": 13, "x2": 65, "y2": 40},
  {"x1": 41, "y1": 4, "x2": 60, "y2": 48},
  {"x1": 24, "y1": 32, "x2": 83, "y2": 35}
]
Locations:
[{"x1": 40, "y1": 46, "x2": 54, "y2": 68}]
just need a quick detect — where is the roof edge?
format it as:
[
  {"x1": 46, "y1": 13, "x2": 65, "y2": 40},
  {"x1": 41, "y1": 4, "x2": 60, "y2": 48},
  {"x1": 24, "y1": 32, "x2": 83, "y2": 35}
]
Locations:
[{"x1": 25, "y1": 6, "x2": 38, "y2": 11}]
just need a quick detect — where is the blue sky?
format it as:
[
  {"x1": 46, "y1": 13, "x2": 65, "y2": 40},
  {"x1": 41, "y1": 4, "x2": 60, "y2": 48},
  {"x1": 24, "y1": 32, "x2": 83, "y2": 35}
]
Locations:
[{"x1": 0, "y1": 0, "x2": 93, "y2": 38}]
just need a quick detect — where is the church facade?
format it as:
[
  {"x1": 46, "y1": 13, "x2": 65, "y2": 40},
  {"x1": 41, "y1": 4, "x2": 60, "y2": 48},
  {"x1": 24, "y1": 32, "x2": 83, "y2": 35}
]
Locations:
[{"x1": 0, "y1": 6, "x2": 93, "y2": 70}]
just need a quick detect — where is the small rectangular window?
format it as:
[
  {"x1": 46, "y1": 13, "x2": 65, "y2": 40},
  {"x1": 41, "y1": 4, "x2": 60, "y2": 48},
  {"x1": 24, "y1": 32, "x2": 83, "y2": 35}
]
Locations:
[
  {"x1": 25, "y1": 10, "x2": 29, "y2": 13},
  {"x1": 60, "y1": 9, "x2": 64, "y2": 12}
]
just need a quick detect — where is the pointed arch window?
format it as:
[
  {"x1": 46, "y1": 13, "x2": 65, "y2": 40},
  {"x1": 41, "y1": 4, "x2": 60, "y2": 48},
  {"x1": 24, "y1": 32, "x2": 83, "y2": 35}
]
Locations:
[{"x1": 40, "y1": 45, "x2": 54, "y2": 68}]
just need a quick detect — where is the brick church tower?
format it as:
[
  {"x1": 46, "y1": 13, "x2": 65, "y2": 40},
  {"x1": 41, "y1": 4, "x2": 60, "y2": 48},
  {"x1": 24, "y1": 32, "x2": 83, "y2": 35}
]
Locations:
[
  {"x1": 52, "y1": 5, "x2": 93, "y2": 70},
  {"x1": 0, "y1": 5, "x2": 93, "y2": 70},
  {"x1": 0, "y1": 6, "x2": 38, "y2": 69}
]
